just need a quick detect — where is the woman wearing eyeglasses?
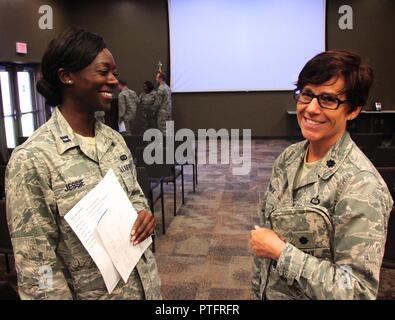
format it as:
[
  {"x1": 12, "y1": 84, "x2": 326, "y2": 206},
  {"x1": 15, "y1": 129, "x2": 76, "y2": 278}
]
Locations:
[{"x1": 250, "y1": 50, "x2": 393, "y2": 300}]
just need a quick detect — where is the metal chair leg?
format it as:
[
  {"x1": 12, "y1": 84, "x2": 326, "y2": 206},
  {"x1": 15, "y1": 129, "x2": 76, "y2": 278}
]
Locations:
[
  {"x1": 5, "y1": 253, "x2": 10, "y2": 273},
  {"x1": 173, "y1": 175, "x2": 177, "y2": 216},
  {"x1": 181, "y1": 165, "x2": 185, "y2": 204},
  {"x1": 161, "y1": 182, "x2": 166, "y2": 235}
]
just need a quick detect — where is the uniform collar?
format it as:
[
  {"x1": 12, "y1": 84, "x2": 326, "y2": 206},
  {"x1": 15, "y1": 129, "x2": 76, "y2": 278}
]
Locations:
[
  {"x1": 48, "y1": 107, "x2": 116, "y2": 160},
  {"x1": 285, "y1": 131, "x2": 354, "y2": 190}
]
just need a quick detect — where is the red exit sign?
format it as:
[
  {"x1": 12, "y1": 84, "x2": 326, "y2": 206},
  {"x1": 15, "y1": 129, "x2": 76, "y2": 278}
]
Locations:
[{"x1": 16, "y1": 42, "x2": 27, "y2": 54}]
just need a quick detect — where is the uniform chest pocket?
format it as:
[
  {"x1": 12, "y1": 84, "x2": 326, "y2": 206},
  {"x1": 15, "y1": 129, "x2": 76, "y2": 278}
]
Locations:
[
  {"x1": 270, "y1": 206, "x2": 334, "y2": 260},
  {"x1": 53, "y1": 176, "x2": 97, "y2": 217}
]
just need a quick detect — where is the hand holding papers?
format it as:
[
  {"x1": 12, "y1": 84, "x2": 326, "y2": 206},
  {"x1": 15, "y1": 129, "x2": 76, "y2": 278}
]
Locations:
[{"x1": 64, "y1": 169, "x2": 152, "y2": 293}]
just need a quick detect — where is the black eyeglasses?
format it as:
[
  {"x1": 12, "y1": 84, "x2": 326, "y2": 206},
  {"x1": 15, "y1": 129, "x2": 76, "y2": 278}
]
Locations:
[{"x1": 293, "y1": 89, "x2": 348, "y2": 110}]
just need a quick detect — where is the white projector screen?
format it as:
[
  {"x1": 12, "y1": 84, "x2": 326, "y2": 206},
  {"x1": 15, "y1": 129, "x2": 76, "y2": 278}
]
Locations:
[{"x1": 168, "y1": 0, "x2": 326, "y2": 92}]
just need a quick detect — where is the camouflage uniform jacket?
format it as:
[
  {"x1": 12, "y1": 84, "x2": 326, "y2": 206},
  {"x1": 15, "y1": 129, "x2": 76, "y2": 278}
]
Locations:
[
  {"x1": 5, "y1": 107, "x2": 161, "y2": 300},
  {"x1": 139, "y1": 91, "x2": 158, "y2": 114},
  {"x1": 118, "y1": 88, "x2": 139, "y2": 122},
  {"x1": 252, "y1": 131, "x2": 393, "y2": 300},
  {"x1": 155, "y1": 83, "x2": 172, "y2": 118}
]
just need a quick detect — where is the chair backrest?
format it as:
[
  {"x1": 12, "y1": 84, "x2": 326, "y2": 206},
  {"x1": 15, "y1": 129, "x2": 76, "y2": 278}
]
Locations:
[
  {"x1": 384, "y1": 207, "x2": 395, "y2": 261},
  {"x1": 373, "y1": 146, "x2": 395, "y2": 167},
  {"x1": 0, "y1": 200, "x2": 13, "y2": 252},
  {"x1": 377, "y1": 167, "x2": 395, "y2": 198},
  {"x1": 124, "y1": 135, "x2": 147, "y2": 154},
  {"x1": 0, "y1": 281, "x2": 20, "y2": 300},
  {"x1": 135, "y1": 147, "x2": 174, "y2": 179},
  {"x1": 136, "y1": 167, "x2": 151, "y2": 199},
  {"x1": 351, "y1": 132, "x2": 383, "y2": 160},
  {"x1": 0, "y1": 165, "x2": 5, "y2": 200}
]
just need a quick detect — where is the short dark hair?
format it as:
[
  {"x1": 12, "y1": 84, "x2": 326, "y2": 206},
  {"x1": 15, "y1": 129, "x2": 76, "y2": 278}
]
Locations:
[
  {"x1": 144, "y1": 81, "x2": 154, "y2": 92},
  {"x1": 157, "y1": 72, "x2": 166, "y2": 82},
  {"x1": 296, "y1": 50, "x2": 373, "y2": 112},
  {"x1": 119, "y1": 79, "x2": 128, "y2": 86},
  {"x1": 37, "y1": 27, "x2": 107, "y2": 106}
]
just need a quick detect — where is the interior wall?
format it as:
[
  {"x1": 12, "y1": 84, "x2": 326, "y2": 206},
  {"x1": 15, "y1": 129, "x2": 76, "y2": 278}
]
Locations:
[
  {"x1": 0, "y1": 0, "x2": 394, "y2": 138},
  {"x1": 0, "y1": 0, "x2": 69, "y2": 63}
]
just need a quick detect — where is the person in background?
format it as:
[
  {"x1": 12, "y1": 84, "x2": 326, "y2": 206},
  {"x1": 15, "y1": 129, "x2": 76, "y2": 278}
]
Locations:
[
  {"x1": 154, "y1": 72, "x2": 172, "y2": 135},
  {"x1": 139, "y1": 81, "x2": 158, "y2": 131},
  {"x1": 250, "y1": 50, "x2": 393, "y2": 300},
  {"x1": 118, "y1": 79, "x2": 139, "y2": 135},
  {"x1": 5, "y1": 27, "x2": 161, "y2": 300}
]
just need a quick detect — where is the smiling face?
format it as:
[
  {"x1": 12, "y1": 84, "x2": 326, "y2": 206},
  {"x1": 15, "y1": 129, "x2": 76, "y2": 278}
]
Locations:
[
  {"x1": 67, "y1": 48, "x2": 119, "y2": 113},
  {"x1": 296, "y1": 76, "x2": 361, "y2": 152}
]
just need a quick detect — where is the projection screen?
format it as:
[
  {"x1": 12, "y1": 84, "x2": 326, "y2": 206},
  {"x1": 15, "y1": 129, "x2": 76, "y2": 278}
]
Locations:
[{"x1": 168, "y1": 0, "x2": 326, "y2": 92}]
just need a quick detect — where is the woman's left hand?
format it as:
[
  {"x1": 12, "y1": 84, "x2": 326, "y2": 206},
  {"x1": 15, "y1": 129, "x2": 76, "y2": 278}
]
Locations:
[
  {"x1": 250, "y1": 227, "x2": 286, "y2": 260},
  {"x1": 131, "y1": 210, "x2": 156, "y2": 245}
]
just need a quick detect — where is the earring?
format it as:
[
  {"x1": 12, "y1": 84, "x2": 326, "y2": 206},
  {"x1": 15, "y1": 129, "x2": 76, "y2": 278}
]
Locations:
[{"x1": 66, "y1": 80, "x2": 73, "y2": 85}]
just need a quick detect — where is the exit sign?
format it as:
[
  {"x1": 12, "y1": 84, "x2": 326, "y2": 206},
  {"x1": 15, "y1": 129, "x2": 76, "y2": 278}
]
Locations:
[{"x1": 16, "y1": 42, "x2": 27, "y2": 54}]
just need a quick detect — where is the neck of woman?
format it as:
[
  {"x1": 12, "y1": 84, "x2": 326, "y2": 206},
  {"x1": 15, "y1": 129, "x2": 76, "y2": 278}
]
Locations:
[{"x1": 60, "y1": 102, "x2": 96, "y2": 137}]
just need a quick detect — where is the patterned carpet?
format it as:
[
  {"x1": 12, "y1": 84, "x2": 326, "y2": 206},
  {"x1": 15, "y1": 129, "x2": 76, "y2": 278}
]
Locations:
[{"x1": 1, "y1": 139, "x2": 394, "y2": 299}]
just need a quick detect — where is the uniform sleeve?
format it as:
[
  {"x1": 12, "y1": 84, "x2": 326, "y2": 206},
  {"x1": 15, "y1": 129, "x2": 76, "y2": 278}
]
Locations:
[
  {"x1": 5, "y1": 150, "x2": 73, "y2": 300},
  {"x1": 118, "y1": 92, "x2": 126, "y2": 121},
  {"x1": 126, "y1": 92, "x2": 138, "y2": 121},
  {"x1": 251, "y1": 156, "x2": 280, "y2": 299},
  {"x1": 276, "y1": 171, "x2": 393, "y2": 300}
]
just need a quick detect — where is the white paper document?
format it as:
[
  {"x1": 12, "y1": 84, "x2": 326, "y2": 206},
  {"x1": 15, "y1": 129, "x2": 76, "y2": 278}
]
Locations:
[{"x1": 64, "y1": 169, "x2": 152, "y2": 293}]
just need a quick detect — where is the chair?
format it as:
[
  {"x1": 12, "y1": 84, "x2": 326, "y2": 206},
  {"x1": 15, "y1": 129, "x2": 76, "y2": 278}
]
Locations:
[
  {"x1": 373, "y1": 146, "x2": 395, "y2": 167},
  {"x1": 136, "y1": 166, "x2": 165, "y2": 238},
  {"x1": 0, "y1": 281, "x2": 19, "y2": 300},
  {"x1": 0, "y1": 165, "x2": 5, "y2": 200},
  {"x1": 383, "y1": 207, "x2": 395, "y2": 269},
  {"x1": 135, "y1": 147, "x2": 184, "y2": 219},
  {"x1": 351, "y1": 132, "x2": 383, "y2": 160},
  {"x1": 377, "y1": 167, "x2": 395, "y2": 199},
  {"x1": 174, "y1": 139, "x2": 197, "y2": 192},
  {"x1": 0, "y1": 200, "x2": 13, "y2": 273},
  {"x1": 124, "y1": 135, "x2": 148, "y2": 154},
  {"x1": 391, "y1": 133, "x2": 395, "y2": 147}
]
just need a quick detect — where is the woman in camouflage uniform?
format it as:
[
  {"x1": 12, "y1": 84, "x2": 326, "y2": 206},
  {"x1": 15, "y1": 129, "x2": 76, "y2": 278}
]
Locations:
[
  {"x1": 139, "y1": 81, "x2": 158, "y2": 131},
  {"x1": 5, "y1": 28, "x2": 161, "y2": 300},
  {"x1": 250, "y1": 50, "x2": 393, "y2": 300}
]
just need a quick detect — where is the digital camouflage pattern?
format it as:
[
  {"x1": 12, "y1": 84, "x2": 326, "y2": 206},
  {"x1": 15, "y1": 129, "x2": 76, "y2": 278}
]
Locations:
[
  {"x1": 118, "y1": 88, "x2": 139, "y2": 135},
  {"x1": 5, "y1": 107, "x2": 161, "y2": 300},
  {"x1": 155, "y1": 83, "x2": 172, "y2": 134},
  {"x1": 139, "y1": 90, "x2": 159, "y2": 131},
  {"x1": 252, "y1": 132, "x2": 393, "y2": 300}
]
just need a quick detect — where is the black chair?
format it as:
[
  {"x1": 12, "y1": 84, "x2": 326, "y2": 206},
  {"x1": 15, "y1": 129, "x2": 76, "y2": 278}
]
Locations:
[
  {"x1": 124, "y1": 135, "x2": 148, "y2": 154},
  {"x1": 174, "y1": 139, "x2": 197, "y2": 192},
  {"x1": 17, "y1": 136, "x2": 28, "y2": 146},
  {"x1": 0, "y1": 165, "x2": 5, "y2": 200},
  {"x1": 0, "y1": 200, "x2": 13, "y2": 273},
  {"x1": 351, "y1": 132, "x2": 383, "y2": 160},
  {"x1": 136, "y1": 166, "x2": 165, "y2": 237},
  {"x1": 135, "y1": 147, "x2": 184, "y2": 219},
  {"x1": 0, "y1": 281, "x2": 19, "y2": 300},
  {"x1": 377, "y1": 167, "x2": 395, "y2": 199},
  {"x1": 383, "y1": 207, "x2": 395, "y2": 269},
  {"x1": 373, "y1": 146, "x2": 395, "y2": 167},
  {"x1": 391, "y1": 133, "x2": 395, "y2": 147}
]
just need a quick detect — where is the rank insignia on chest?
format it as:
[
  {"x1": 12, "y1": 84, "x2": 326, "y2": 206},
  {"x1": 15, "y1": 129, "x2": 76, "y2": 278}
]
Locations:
[
  {"x1": 60, "y1": 135, "x2": 71, "y2": 143},
  {"x1": 326, "y1": 159, "x2": 336, "y2": 168}
]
